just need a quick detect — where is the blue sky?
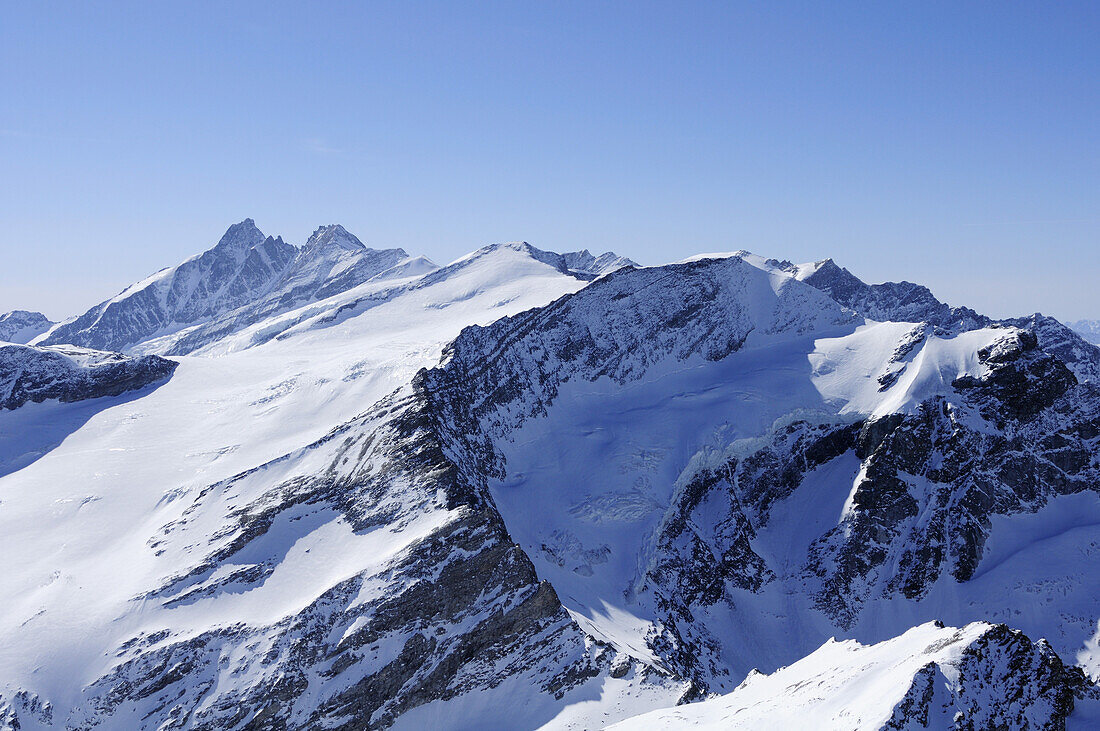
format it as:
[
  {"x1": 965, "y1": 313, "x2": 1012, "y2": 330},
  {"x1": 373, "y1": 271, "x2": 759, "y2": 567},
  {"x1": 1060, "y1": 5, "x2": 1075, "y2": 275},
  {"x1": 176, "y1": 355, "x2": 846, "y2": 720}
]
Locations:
[{"x1": 2, "y1": 2, "x2": 1097, "y2": 321}]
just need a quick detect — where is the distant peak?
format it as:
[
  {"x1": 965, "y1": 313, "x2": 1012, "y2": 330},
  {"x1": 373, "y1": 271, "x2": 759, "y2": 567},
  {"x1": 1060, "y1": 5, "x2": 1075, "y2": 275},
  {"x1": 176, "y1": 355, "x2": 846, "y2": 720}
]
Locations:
[
  {"x1": 303, "y1": 224, "x2": 367, "y2": 252},
  {"x1": 0, "y1": 309, "x2": 50, "y2": 322},
  {"x1": 214, "y1": 219, "x2": 266, "y2": 252},
  {"x1": 0, "y1": 309, "x2": 55, "y2": 344},
  {"x1": 456, "y1": 242, "x2": 635, "y2": 280},
  {"x1": 228, "y1": 218, "x2": 259, "y2": 232},
  {"x1": 561, "y1": 249, "x2": 637, "y2": 276}
]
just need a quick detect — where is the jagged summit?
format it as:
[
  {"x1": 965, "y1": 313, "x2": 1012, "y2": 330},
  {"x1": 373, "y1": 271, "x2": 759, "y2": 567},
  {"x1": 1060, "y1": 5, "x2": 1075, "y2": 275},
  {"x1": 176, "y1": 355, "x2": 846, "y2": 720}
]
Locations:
[
  {"x1": 3, "y1": 228, "x2": 1100, "y2": 729},
  {"x1": 38, "y1": 220, "x2": 417, "y2": 354},
  {"x1": 560, "y1": 248, "x2": 637, "y2": 276},
  {"x1": 302, "y1": 223, "x2": 370, "y2": 253},
  {"x1": 211, "y1": 218, "x2": 265, "y2": 251},
  {"x1": 790, "y1": 257, "x2": 986, "y2": 330},
  {"x1": 36, "y1": 224, "x2": 638, "y2": 356}
]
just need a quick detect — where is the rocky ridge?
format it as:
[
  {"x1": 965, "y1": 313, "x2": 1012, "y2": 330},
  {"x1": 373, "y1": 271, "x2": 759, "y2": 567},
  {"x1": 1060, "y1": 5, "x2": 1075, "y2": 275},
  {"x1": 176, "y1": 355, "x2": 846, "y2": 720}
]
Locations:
[
  {"x1": 2, "y1": 241, "x2": 1099, "y2": 729},
  {"x1": 0, "y1": 310, "x2": 54, "y2": 344},
  {"x1": 609, "y1": 621, "x2": 1095, "y2": 730},
  {"x1": 0, "y1": 342, "x2": 177, "y2": 410},
  {"x1": 39, "y1": 221, "x2": 410, "y2": 355}
]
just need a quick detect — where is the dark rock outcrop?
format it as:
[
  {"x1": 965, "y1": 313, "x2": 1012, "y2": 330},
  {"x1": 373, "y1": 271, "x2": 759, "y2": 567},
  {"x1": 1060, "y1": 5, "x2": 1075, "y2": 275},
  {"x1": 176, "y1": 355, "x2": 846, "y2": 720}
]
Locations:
[{"x1": 0, "y1": 342, "x2": 177, "y2": 410}]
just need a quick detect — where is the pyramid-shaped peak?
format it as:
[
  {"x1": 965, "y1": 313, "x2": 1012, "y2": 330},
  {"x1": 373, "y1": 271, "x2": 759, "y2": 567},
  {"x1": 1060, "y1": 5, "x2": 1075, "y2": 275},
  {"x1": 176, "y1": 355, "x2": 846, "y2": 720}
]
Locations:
[
  {"x1": 303, "y1": 224, "x2": 366, "y2": 253},
  {"x1": 213, "y1": 219, "x2": 266, "y2": 252}
]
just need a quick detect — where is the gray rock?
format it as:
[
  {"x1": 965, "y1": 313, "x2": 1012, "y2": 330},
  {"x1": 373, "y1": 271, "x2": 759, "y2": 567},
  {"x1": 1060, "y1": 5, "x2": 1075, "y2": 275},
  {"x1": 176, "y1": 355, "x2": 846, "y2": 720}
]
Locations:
[
  {"x1": 0, "y1": 342, "x2": 177, "y2": 410},
  {"x1": 0, "y1": 310, "x2": 53, "y2": 344}
]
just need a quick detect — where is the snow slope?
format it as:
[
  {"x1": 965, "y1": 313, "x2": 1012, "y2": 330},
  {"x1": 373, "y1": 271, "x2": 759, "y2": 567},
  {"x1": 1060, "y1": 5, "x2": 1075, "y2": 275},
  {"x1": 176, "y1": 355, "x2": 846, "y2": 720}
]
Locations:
[
  {"x1": 1, "y1": 234, "x2": 1097, "y2": 730},
  {"x1": 411, "y1": 253, "x2": 1100, "y2": 700},
  {"x1": 0, "y1": 239, "x2": 676, "y2": 730},
  {"x1": 609, "y1": 622, "x2": 1088, "y2": 730}
]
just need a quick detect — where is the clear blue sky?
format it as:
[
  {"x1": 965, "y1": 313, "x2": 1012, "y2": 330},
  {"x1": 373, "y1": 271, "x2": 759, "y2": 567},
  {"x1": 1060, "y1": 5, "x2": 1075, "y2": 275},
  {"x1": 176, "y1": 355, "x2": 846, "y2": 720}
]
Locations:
[{"x1": 2, "y1": 2, "x2": 1098, "y2": 321}]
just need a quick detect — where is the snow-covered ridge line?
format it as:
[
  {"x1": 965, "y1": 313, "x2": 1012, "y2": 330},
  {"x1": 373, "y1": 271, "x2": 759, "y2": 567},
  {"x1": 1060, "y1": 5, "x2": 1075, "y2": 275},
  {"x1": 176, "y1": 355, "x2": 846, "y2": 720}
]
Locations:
[
  {"x1": 3, "y1": 228, "x2": 1100, "y2": 729},
  {"x1": 610, "y1": 621, "x2": 1093, "y2": 730},
  {"x1": 406, "y1": 252, "x2": 1100, "y2": 700},
  {"x1": 33, "y1": 222, "x2": 634, "y2": 357},
  {"x1": 0, "y1": 310, "x2": 54, "y2": 344}
]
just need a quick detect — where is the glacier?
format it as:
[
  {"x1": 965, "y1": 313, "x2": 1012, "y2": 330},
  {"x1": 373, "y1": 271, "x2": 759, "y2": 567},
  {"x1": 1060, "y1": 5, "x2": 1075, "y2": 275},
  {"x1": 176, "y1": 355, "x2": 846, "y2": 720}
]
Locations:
[{"x1": 1, "y1": 221, "x2": 1098, "y2": 730}]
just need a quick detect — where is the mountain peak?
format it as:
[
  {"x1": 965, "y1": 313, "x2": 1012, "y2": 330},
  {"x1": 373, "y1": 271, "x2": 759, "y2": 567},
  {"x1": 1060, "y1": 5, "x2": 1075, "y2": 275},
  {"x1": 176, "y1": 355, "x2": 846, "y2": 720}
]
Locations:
[
  {"x1": 303, "y1": 224, "x2": 366, "y2": 253},
  {"x1": 560, "y1": 249, "x2": 636, "y2": 276},
  {"x1": 213, "y1": 218, "x2": 266, "y2": 253},
  {"x1": 0, "y1": 310, "x2": 55, "y2": 344},
  {"x1": 1069, "y1": 319, "x2": 1100, "y2": 345},
  {"x1": 457, "y1": 242, "x2": 636, "y2": 280}
]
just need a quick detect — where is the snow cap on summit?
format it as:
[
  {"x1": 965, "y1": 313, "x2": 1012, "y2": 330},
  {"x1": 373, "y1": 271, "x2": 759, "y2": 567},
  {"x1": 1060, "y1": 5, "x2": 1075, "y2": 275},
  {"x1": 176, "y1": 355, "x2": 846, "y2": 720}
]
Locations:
[{"x1": 303, "y1": 224, "x2": 367, "y2": 253}]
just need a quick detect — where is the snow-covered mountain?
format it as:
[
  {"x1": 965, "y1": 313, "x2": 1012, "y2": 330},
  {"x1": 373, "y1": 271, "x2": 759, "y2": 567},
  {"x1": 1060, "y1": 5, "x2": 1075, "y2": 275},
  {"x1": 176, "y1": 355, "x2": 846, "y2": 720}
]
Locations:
[
  {"x1": 1070, "y1": 319, "x2": 1100, "y2": 345},
  {"x1": 0, "y1": 310, "x2": 54, "y2": 344},
  {"x1": 560, "y1": 249, "x2": 637, "y2": 277},
  {"x1": 2, "y1": 229, "x2": 1098, "y2": 730},
  {"x1": 610, "y1": 621, "x2": 1093, "y2": 730},
  {"x1": 36, "y1": 220, "x2": 429, "y2": 355}
]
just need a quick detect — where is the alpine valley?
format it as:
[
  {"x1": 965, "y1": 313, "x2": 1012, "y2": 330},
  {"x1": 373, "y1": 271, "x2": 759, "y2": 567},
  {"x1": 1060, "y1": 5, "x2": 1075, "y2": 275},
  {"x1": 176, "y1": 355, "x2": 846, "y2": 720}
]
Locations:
[{"x1": 2, "y1": 220, "x2": 1099, "y2": 731}]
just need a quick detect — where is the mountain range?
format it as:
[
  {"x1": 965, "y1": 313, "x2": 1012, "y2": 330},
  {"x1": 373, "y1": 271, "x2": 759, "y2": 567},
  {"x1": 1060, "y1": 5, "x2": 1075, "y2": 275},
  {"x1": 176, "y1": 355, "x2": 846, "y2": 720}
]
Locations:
[
  {"x1": 1070, "y1": 320, "x2": 1100, "y2": 345},
  {"x1": 1, "y1": 221, "x2": 1098, "y2": 730}
]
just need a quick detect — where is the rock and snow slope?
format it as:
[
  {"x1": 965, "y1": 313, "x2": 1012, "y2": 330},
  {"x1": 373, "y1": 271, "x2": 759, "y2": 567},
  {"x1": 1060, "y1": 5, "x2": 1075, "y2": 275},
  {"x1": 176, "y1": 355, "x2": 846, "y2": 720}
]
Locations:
[
  {"x1": 36, "y1": 221, "x2": 422, "y2": 355},
  {"x1": 408, "y1": 256, "x2": 1100, "y2": 698},
  {"x1": 609, "y1": 622, "x2": 1091, "y2": 730},
  {"x1": 1, "y1": 236, "x2": 674, "y2": 731},
  {"x1": 1070, "y1": 319, "x2": 1100, "y2": 345},
  {"x1": 0, "y1": 310, "x2": 54, "y2": 344},
  {"x1": 1, "y1": 231, "x2": 1098, "y2": 730},
  {"x1": 0, "y1": 342, "x2": 176, "y2": 410}
]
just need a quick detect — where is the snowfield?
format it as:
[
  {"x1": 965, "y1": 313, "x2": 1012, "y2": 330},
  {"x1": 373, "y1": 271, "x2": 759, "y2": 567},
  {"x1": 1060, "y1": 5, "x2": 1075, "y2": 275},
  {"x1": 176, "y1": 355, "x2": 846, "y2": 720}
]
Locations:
[
  {"x1": 1, "y1": 221, "x2": 1098, "y2": 730},
  {"x1": 609, "y1": 622, "x2": 1085, "y2": 730}
]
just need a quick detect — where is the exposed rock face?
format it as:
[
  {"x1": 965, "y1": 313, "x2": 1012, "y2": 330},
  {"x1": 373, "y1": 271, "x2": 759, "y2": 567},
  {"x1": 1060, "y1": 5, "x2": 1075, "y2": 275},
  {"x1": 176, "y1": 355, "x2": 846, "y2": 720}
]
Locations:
[
  {"x1": 798, "y1": 258, "x2": 989, "y2": 331},
  {"x1": 422, "y1": 256, "x2": 855, "y2": 444},
  {"x1": 1003, "y1": 313, "x2": 1100, "y2": 384},
  {"x1": 39, "y1": 220, "x2": 414, "y2": 355},
  {"x1": 408, "y1": 259, "x2": 858, "y2": 687},
  {"x1": 0, "y1": 310, "x2": 54, "y2": 344},
  {"x1": 0, "y1": 342, "x2": 177, "y2": 410},
  {"x1": 560, "y1": 249, "x2": 637, "y2": 277},
  {"x1": 51, "y1": 383, "x2": 677, "y2": 729},
  {"x1": 609, "y1": 622, "x2": 1094, "y2": 730}
]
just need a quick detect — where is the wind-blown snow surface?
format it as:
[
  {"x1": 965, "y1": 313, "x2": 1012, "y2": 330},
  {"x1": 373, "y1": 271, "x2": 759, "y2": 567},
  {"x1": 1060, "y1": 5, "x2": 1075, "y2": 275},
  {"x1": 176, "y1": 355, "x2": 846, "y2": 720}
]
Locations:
[{"x1": 1, "y1": 233, "x2": 1098, "y2": 729}]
